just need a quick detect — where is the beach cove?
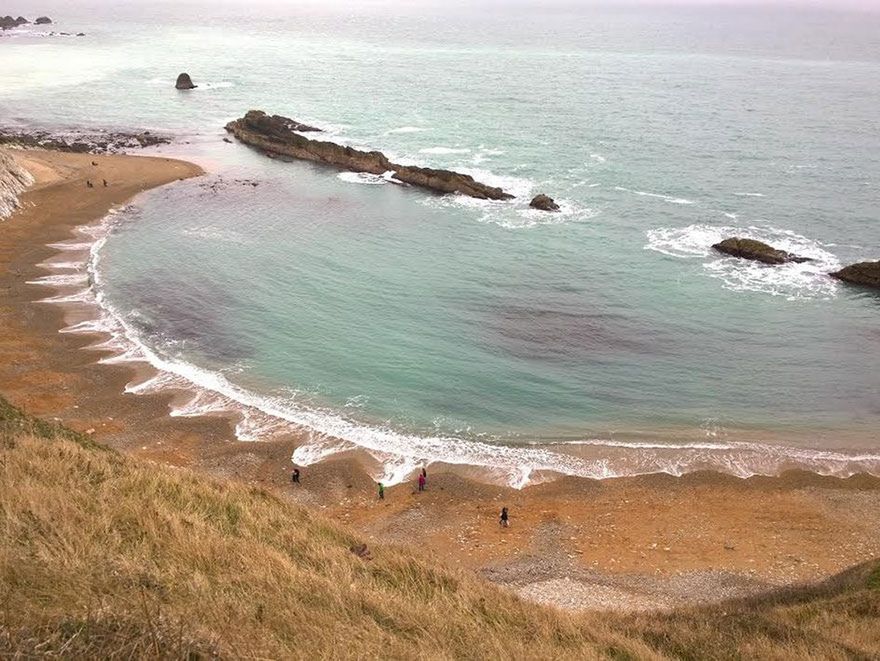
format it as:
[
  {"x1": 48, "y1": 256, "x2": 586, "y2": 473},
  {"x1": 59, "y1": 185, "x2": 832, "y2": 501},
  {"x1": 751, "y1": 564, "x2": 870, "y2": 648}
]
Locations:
[{"x1": 0, "y1": 148, "x2": 878, "y2": 611}]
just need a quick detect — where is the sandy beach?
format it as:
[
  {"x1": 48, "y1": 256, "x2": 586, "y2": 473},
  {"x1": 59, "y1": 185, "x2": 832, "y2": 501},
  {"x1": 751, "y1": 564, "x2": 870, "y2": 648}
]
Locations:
[{"x1": 2, "y1": 147, "x2": 879, "y2": 612}]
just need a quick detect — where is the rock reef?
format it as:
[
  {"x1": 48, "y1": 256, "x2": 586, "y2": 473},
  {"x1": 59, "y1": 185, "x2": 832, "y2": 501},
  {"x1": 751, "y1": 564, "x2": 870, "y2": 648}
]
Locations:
[
  {"x1": 830, "y1": 261, "x2": 880, "y2": 290},
  {"x1": 712, "y1": 237, "x2": 813, "y2": 265},
  {"x1": 0, "y1": 127, "x2": 170, "y2": 154},
  {"x1": 34, "y1": 16, "x2": 52, "y2": 25},
  {"x1": 225, "y1": 110, "x2": 514, "y2": 201},
  {"x1": 175, "y1": 73, "x2": 197, "y2": 90},
  {"x1": 530, "y1": 194, "x2": 560, "y2": 212}
]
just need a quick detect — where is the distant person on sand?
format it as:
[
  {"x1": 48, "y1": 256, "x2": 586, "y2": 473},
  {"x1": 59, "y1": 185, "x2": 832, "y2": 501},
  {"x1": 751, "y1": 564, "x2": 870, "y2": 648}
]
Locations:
[
  {"x1": 378, "y1": 482, "x2": 385, "y2": 500},
  {"x1": 86, "y1": 180, "x2": 93, "y2": 188},
  {"x1": 499, "y1": 507, "x2": 509, "y2": 527},
  {"x1": 291, "y1": 468, "x2": 300, "y2": 484},
  {"x1": 103, "y1": 179, "x2": 108, "y2": 187},
  {"x1": 418, "y1": 472, "x2": 426, "y2": 492}
]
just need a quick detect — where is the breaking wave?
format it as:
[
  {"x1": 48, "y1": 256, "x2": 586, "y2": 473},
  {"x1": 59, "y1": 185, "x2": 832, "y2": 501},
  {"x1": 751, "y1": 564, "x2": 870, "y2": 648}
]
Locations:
[{"x1": 644, "y1": 224, "x2": 842, "y2": 300}]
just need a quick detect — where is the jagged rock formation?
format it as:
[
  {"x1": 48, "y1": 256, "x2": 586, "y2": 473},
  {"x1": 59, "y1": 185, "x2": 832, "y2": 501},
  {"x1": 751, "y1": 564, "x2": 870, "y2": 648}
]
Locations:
[
  {"x1": 0, "y1": 127, "x2": 170, "y2": 153},
  {"x1": 712, "y1": 237, "x2": 813, "y2": 265},
  {"x1": 1, "y1": 15, "x2": 29, "y2": 29},
  {"x1": 830, "y1": 261, "x2": 880, "y2": 290},
  {"x1": 34, "y1": 16, "x2": 52, "y2": 24},
  {"x1": 530, "y1": 194, "x2": 560, "y2": 212},
  {"x1": 225, "y1": 110, "x2": 514, "y2": 200},
  {"x1": 175, "y1": 73, "x2": 197, "y2": 90},
  {"x1": 0, "y1": 149, "x2": 34, "y2": 219}
]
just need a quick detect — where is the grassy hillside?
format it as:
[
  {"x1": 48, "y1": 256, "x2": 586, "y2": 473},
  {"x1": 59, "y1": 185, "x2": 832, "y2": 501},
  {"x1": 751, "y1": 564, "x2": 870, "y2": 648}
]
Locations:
[{"x1": 1, "y1": 395, "x2": 878, "y2": 659}]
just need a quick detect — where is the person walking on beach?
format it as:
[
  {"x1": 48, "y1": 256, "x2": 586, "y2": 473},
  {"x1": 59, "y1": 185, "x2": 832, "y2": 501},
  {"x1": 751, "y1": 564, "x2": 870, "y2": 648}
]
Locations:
[
  {"x1": 102, "y1": 179, "x2": 108, "y2": 187},
  {"x1": 417, "y1": 472, "x2": 426, "y2": 492},
  {"x1": 378, "y1": 482, "x2": 385, "y2": 500},
  {"x1": 499, "y1": 507, "x2": 509, "y2": 527},
  {"x1": 291, "y1": 468, "x2": 300, "y2": 484}
]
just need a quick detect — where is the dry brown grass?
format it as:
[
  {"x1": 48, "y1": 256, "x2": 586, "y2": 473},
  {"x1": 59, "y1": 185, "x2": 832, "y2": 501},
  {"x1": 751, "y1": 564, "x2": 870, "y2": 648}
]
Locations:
[{"x1": 1, "y1": 396, "x2": 878, "y2": 660}]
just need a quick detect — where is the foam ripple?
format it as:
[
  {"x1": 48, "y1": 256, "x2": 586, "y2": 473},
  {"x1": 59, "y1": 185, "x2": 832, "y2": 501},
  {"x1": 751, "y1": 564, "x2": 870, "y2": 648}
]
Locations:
[{"x1": 645, "y1": 224, "x2": 841, "y2": 300}]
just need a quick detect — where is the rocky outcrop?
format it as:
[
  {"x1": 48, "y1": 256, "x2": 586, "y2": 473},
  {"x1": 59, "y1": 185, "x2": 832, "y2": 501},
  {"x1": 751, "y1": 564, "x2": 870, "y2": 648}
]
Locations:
[
  {"x1": 175, "y1": 73, "x2": 197, "y2": 90},
  {"x1": 34, "y1": 16, "x2": 52, "y2": 25},
  {"x1": 0, "y1": 127, "x2": 170, "y2": 154},
  {"x1": 0, "y1": 149, "x2": 34, "y2": 219},
  {"x1": 712, "y1": 237, "x2": 813, "y2": 265},
  {"x1": 225, "y1": 110, "x2": 514, "y2": 201},
  {"x1": 830, "y1": 261, "x2": 880, "y2": 290},
  {"x1": 530, "y1": 194, "x2": 560, "y2": 212},
  {"x1": 1, "y1": 15, "x2": 29, "y2": 29}
]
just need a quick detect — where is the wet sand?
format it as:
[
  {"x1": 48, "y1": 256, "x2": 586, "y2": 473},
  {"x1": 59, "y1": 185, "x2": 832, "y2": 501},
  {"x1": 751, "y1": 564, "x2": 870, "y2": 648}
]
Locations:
[{"x1": 2, "y1": 147, "x2": 879, "y2": 612}]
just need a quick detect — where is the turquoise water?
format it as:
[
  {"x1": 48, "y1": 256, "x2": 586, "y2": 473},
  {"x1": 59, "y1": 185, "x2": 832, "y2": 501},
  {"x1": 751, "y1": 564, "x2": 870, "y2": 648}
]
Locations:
[{"x1": 5, "y1": 2, "x2": 880, "y2": 482}]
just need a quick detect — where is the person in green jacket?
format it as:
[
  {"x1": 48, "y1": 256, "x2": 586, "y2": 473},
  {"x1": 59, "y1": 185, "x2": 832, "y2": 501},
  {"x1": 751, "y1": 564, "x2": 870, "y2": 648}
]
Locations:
[{"x1": 378, "y1": 482, "x2": 385, "y2": 500}]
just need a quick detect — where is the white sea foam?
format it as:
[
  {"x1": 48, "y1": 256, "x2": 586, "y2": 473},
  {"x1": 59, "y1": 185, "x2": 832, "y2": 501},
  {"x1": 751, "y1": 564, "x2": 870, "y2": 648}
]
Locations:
[
  {"x1": 616, "y1": 186, "x2": 695, "y2": 205},
  {"x1": 386, "y1": 126, "x2": 429, "y2": 134},
  {"x1": 418, "y1": 147, "x2": 471, "y2": 155},
  {"x1": 548, "y1": 437, "x2": 880, "y2": 480},
  {"x1": 644, "y1": 224, "x2": 841, "y2": 300},
  {"x1": 501, "y1": 201, "x2": 601, "y2": 230},
  {"x1": 26, "y1": 273, "x2": 89, "y2": 287},
  {"x1": 734, "y1": 192, "x2": 765, "y2": 197},
  {"x1": 589, "y1": 153, "x2": 606, "y2": 164},
  {"x1": 36, "y1": 259, "x2": 87, "y2": 270},
  {"x1": 337, "y1": 171, "x2": 388, "y2": 185},
  {"x1": 46, "y1": 241, "x2": 93, "y2": 251}
]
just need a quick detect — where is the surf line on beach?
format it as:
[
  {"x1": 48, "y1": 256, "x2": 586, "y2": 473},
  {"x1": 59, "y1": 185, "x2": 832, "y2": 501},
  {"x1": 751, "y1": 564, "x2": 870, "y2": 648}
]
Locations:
[
  {"x1": 20, "y1": 151, "x2": 880, "y2": 489},
  {"x1": 40, "y1": 212, "x2": 880, "y2": 489}
]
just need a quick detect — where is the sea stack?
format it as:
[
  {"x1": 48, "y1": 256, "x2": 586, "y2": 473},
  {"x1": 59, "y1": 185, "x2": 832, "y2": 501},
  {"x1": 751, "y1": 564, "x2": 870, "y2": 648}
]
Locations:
[
  {"x1": 175, "y1": 73, "x2": 197, "y2": 90},
  {"x1": 34, "y1": 16, "x2": 52, "y2": 25},
  {"x1": 712, "y1": 237, "x2": 813, "y2": 265},
  {"x1": 530, "y1": 194, "x2": 560, "y2": 212},
  {"x1": 830, "y1": 261, "x2": 880, "y2": 290}
]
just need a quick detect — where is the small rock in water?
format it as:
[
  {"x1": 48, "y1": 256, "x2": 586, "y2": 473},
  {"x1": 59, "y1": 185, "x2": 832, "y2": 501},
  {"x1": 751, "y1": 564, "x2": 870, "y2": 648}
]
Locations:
[
  {"x1": 530, "y1": 193, "x2": 561, "y2": 212},
  {"x1": 712, "y1": 237, "x2": 813, "y2": 265},
  {"x1": 830, "y1": 260, "x2": 880, "y2": 290},
  {"x1": 175, "y1": 72, "x2": 197, "y2": 90}
]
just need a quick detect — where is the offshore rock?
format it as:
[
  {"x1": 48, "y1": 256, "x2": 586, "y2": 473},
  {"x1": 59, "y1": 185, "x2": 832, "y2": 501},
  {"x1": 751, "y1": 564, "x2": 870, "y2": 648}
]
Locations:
[
  {"x1": 830, "y1": 261, "x2": 880, "y2": 290},
  {"x1": 1, "y1": 16, "x2": 28, "y2": 29},
  {"x1": 530, "y1": 194, "x2": 560, "y2": 212},
  {"x1": 175, "y1": 73, "x2": 197, "y2": 90},
  {"x1": 225, "y1": 110, "x2": 515, "y2": 201},
  {"x1": 35, "y1": 16, "x2": 52, "y2": 24},
  {"x1": 712, "y1": 237, "x2": 813, "y2": 265}
]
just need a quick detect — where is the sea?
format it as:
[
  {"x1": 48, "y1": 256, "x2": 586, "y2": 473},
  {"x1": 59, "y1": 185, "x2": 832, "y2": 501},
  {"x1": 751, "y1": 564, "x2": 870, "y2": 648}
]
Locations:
[{"x1": 3, "y1": 0, "x2": 879, "y2": 486}]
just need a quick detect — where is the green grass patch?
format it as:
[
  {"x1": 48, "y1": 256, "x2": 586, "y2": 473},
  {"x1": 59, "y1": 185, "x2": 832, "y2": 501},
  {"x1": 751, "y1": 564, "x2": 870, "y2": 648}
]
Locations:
[{"x1": 0, "y1": 394, "x2": 109, "y2": 451}]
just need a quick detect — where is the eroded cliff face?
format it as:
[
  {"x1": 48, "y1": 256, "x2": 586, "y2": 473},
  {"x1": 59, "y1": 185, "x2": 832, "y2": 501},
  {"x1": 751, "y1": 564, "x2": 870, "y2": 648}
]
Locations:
[
  {"x1": 225, "y1": 110, "x2": 514, "y2": 201},
  {"x1": 0, "y1": 149, "x2": 33, "y2": 219}
]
